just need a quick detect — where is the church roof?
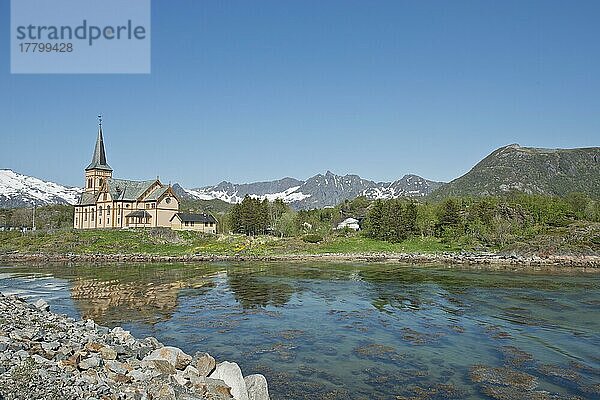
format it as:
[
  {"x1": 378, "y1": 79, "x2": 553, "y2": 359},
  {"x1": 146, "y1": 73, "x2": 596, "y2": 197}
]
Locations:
[
  {"x1": 85, "y1": 126, "x2": 112, "y2": 171},
  {"x1": 77, "y1": 192, "x2": 97, "y2": 206},
  {"x1": 77, "y1": 178, "x2": 176, "y2": 205},
  {"x1": 145, "y1": 186, "x2": 169, "y2": 201},
  {"x1": 107, "y1": 178, "x2": 159, "y2": 201}
]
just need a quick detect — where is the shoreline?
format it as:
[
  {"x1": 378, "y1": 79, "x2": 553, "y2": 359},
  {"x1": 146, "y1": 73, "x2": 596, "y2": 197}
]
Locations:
[
  {"x1": 0, "y1": 293, "x2": 269, "y2": 400},
  {"x1": 1, "y1": 251, "x2": 599, "y2": 271}
]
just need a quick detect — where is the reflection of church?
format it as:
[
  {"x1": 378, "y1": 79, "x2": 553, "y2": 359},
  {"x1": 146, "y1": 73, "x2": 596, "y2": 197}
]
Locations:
[{"x1": 70, "y1": 272, "x2": 215, "y2": 325}]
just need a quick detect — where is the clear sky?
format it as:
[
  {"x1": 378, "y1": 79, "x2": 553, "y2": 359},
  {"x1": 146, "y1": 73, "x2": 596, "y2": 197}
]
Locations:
[{"x1": 1, "y1": 0, "x2": 599, "y2": 188}]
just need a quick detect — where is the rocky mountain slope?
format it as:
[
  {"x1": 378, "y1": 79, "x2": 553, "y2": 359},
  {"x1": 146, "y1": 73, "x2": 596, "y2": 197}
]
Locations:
[
  {"x1": 0, "y1": 168, "x2": 442, "y2": 210},
  {"x1": 430, "y1": 144, "x2": 600, "y2": 199},
  {"x1": 182, "y1": 171, "x2": 443, "y2": 209},
  {"x1": 0, "y1": 169, "x2": 81, "y2": 208},
  {"x1": 8, "y1": 143, "x2": 596, "y2": 210}
]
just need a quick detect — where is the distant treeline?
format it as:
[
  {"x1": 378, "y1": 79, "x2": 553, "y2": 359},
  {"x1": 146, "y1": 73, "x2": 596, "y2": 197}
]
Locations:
[
  {"x1": 363, "y1": 193, "x2": 600, "y2": 247},
  {"x1": 3, "y1": 192, "x2": 599, "y2": 251},
  {"x1": 223, "y1": 192, "x2": 600, "y2": 248},
  {"x1": 0, "y1": 205, "x2": 74, "y2": 230}
]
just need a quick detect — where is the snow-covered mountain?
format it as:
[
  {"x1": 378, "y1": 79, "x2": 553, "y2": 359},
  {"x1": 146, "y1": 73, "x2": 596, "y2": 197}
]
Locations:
[
  {"x1": 179, "y1": 171, "x2": 444, "y2": 209},
  {"x1": 0, "y1": 169, "x2": 442, "y2": 210},
  {"x1": 0, "y1": 169, "x2": 81, "y2": 208}
]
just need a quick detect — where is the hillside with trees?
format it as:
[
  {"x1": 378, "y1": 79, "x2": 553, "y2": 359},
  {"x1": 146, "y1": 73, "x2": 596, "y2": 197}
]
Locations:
[{"x1": 430, "y1": 144, "x2": 600, "y2": 199}]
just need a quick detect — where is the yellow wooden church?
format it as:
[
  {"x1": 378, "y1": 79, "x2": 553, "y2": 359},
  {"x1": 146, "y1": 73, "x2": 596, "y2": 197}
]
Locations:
[{"x1": 73, "y1": 122, "x2": 216, "y2": 233}]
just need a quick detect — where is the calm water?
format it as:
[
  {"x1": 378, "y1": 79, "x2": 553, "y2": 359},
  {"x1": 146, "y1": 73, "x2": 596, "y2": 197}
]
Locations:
[{"x1": 0, "y1": 262, "x2": 599, "y2": 399}]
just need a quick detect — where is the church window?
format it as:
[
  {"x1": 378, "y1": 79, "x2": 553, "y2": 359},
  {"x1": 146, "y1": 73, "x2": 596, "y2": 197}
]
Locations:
[
  {"x1": 88, "y1": 178, "x2": 92, "y2": 188},
  {"x1": 84, "y1": 210, "x2": 88, "y2": 221},
  {"x1": 99, "y1": 206, "x2": 103, "y2": 216},
  {"x1": 103, "y1": 193, "x2": 107, "y2": 201}
]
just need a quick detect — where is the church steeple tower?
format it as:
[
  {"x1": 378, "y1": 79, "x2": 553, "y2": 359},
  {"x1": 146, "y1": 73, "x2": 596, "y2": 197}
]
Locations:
[{"x1": 84, "y1": 116, "x2": 113, "y2": 193}]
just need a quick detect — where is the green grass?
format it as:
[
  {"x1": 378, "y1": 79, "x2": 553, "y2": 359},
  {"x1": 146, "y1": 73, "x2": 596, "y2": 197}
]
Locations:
[
  {"x1": 0, "y1": 228, "x2": 463, "y2": 256},
  {"x1": 2, "y1": 223, "x2": 596, "y2": 257},
  {"x1": 311, "y1": 235, "x2": 460, "y2": 254}
]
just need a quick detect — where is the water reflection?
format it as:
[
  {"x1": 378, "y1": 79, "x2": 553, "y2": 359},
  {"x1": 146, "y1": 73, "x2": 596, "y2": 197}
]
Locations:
[
  {"x1": 0, "y1": 262, "x2": 599, "y2": 400},
  {"x1": 226, "y1": 268, "x2": 294, "y2": 309}
]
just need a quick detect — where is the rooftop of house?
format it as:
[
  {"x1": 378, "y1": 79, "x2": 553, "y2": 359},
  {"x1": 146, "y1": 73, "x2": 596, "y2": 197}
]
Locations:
[
  {"x1": 125, "y1": 210, "x2": 152, "y2": 218},
  {"x1": 170, "y1": 212, "x2": 217, "y2": 224}
]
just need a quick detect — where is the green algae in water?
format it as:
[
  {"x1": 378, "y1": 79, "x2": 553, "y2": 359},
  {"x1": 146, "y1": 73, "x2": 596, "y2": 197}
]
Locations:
[{"x1": 1, "y1": 262, "x2": 599, "y2": 399}]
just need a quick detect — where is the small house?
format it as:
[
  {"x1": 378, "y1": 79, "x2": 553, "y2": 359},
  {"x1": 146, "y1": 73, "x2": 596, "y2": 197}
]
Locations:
[
  {"x1": 336, "y1": 217, "x2": 360, "y2": 231},
  {"x1": 170, "y1": 213, "x2": 217, "y2": 233}
]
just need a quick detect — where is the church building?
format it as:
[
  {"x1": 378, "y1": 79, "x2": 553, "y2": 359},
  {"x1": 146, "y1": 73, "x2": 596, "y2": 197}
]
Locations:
[{"x1": 73, "y1": 122, "x2": 180, "y2": 229}]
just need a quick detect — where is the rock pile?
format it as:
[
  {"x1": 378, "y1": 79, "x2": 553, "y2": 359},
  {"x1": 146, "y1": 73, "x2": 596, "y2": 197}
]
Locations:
[
  {"x1": 0, "y1": 293, "x2": 269, "y2": 400},
  {"x1": 1, "y1": 251, "x2": 599, "y2": 269}
]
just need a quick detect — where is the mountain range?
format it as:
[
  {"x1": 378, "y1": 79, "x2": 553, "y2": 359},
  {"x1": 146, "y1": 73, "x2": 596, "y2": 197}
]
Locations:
[
  {"x1": 175, "y1": 171, "x2": 443, "y2": 209},
  {"x1": 0, "y1": 168, "x2": 441, "y2": 210},
  {"x1": 1, "y1": 144, "x2": 598, "y2": 209}
]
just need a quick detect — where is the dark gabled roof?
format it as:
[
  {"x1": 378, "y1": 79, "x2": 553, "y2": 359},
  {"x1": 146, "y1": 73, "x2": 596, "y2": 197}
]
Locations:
[
  {"x1": 76, "y1": 179, "x2": 176, "y2": 205},
  {"x1": 86, "y1": 126, "x2": 112, "y2": 171},
  {"x1": 107, "y1": 178, "x2": 158, "y2": 201},
  {"x1": 170, "y1": 213, "x2": 217, "y2": 223},
  {"x1": 77, "y1": 192, "x2": 97, "y2": 206},
  {"x1": 145, "y1": 186, "x2": 169, "y2": 201},
  {"x1": 125, "y1": 210, "x2": 152, "y2": 218}
]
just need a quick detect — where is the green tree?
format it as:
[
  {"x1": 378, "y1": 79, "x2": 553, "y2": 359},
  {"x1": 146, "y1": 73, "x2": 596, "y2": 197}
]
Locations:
[
  {"x1": 364, "y1": 200, "x2": 384, "y2": 239},
  {"x1": 274, "y1": 211, "x2": 298, "y2": 237},
  {"x1": 436, "y1": 198, "x2": 462, "y2": 237},
  {"x1": 566, "y1": 192, "x2": 591, "y2": 219},
  {"x1": 403, "y1": 202, "x2": 418, "y2": 237}
]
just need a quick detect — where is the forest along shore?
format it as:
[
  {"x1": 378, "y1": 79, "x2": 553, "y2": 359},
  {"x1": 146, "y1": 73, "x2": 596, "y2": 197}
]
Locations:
[
  {"x1": 0, "y1": 251, "x2": 599, "y2": 270},
  {"x1": 0, "y1": 293, "x2": 269, "y2": 400}
]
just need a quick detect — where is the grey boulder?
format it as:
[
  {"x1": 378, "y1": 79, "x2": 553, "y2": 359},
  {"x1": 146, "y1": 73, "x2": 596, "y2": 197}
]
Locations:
[
  {"x1": 244, "y1": 374, "x2": 270, "y2": 400},
  {"x1": 143, "y1": 346, "x2": 192, "y2": 370},
  {"x1": 209, "y1": 361, "x2": 249, "y2": 400}
]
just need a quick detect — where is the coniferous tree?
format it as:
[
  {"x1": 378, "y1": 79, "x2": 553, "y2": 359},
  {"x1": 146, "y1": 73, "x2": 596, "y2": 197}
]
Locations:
[
  {"x1": 436, "y1": 198, "x2": 462, "y2": 236},
  {"x1": 403, "y1": 202, "x2": 418, "y2": 237},
  {"x1": 365, "y1": 200, "x2": 384, "y2": 239}
]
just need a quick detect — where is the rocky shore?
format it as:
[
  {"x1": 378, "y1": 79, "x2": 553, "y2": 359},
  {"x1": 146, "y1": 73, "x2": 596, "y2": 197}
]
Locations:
[
  {"x1": 1, "y1": 251, "x2": 599, "y2": 270},
  {"x1": 0, "y1": 293, "x2": 269, "y2": 400}
]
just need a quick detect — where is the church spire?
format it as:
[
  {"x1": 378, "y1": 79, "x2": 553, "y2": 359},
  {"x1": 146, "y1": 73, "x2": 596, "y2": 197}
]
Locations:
[{"x1": 85, "y1": 116, "x2": 112, "y2": 171}]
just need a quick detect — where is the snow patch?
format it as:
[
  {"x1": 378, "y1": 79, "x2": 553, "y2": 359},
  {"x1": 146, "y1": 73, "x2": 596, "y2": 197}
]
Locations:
[
  {"x1": 183, "y1": 185, "x2": 311, "y2": 204},
  {"x1": 0, "y1": 169, "x2": 81, "y2": 205}
]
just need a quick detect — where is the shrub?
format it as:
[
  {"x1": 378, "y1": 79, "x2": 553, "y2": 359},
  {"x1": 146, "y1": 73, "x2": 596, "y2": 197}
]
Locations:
[{"x1": 302, "y1": 234, "x2": 324, "y2": 243}]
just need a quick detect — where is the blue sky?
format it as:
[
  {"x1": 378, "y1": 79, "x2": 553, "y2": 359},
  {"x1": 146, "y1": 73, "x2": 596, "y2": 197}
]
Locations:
[{"x1": 1, "y1": 0, "x2": 599, "y2": 188}]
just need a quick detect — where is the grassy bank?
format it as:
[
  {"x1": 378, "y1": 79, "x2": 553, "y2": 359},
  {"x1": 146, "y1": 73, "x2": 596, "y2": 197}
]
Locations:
[
  {"x1": 0, "y1": 229, "x2": 460, "y2": 257},
  {"x1": 0, "y1": 222, "x2": 598, "y2": 258}
]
